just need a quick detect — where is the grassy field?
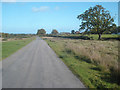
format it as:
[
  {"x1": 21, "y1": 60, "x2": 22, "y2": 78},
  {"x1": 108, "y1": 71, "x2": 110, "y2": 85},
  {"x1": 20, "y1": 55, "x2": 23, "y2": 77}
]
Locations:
[
  {"x1": 49, "y1": 34, "x2": 119, "y2": 40},
  {"x1": 85, "y1": 34, "x2": 119, "y2": 40},
  {"x1": 44, "y1": 37, "x2": 119, "y2": 89},
  {"x1": 2, "y1": 37, "x2": 35, "y2": 60}
]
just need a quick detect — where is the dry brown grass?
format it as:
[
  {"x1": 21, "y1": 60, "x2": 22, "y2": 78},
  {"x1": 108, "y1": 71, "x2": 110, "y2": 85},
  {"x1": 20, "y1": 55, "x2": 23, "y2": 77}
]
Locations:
[
  {"x1": 64, "y1": 40, "x2": 118, "y2": 70},
  {"x1": 47, "y1": 38, "x2": 119, "y2": 80},
  {"x1": 2, "y1": 38, "x2": 29, "y2": 42}
]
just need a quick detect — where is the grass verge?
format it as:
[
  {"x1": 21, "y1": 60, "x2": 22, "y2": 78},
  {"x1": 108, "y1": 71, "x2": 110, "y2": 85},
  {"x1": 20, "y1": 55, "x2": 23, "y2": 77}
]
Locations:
[
  {"x1": 2, "y1": 37, "x2": 35, "y2": 60},
  {"x1": 45, "y1": 37, "x2": 119, "y2": 89}
]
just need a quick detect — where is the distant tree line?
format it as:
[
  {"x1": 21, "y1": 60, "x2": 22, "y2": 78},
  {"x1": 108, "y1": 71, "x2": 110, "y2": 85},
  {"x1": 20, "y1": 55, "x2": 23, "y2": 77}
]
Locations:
[
  {"x1": 1, "y1": 33, "x2": 36, "y2": 38},
  {"x1": 71, "y1": 30, "x2": 81, "y2": 34},
  {"x1": 51, "y1": 29, "x2": 58, "y2": 35},
  {"x1": 37, "y1": 29, "x2": 46, "y2": 36},
  {"x1": 37, "y1": 29, "x2": 59, "y2": 36}
]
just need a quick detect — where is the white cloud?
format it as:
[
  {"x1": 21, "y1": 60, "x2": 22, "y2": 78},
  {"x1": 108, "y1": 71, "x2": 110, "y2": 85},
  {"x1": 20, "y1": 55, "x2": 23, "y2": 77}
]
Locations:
[
  {"x1": 1, "y1": 0, "x2": 16, "y2": 2},
  {"x1": 32, "y1": 6, "x2": 49, "y2": 12}
]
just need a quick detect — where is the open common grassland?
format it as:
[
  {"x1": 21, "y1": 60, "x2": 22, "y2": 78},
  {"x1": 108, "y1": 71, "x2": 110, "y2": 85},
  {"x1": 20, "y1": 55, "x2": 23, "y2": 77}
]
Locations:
[
  {"x1": 85, "y1": 34, "x2": 119, "y2": 40},
  {"x1": 45, "y1": 37, "x2": 119, "y2": 89},
  {"x1": 86, "y1": 34, "x2": 120, "y2": 40},
  {"x1": 2, "y1": 37, "x2": 35, "y2": 60},
  {"x1": 51, "y1": 34, "x2": 119, "y2": 40}
]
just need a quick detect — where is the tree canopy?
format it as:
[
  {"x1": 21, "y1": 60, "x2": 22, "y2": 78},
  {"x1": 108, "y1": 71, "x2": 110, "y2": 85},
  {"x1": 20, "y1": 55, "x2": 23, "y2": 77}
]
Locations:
[
  {"x1": 71, "y1": 30, "x2": 75, "y2": 34},
  {"x1": 51, "y1": 29, "x2": 58, "y2": 35},
  {"x1": 77, "y1": 5, "x2": 115, "y2": 39},
  {"x1": 37, "y1": 29, "x2": 46, "y2": 35}
]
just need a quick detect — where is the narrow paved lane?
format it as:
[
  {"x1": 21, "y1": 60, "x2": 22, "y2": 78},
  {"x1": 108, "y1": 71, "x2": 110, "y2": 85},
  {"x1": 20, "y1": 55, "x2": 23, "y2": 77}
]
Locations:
[{"x1": 2, "y1": 37, "x2": 85, "y2": 88}]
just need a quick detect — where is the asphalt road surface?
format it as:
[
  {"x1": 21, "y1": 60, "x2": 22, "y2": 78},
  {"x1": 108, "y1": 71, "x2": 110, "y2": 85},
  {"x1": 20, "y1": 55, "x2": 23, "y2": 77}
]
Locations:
[{"x1": 2, "y1": 37, "x2": 85, "y2": 88}]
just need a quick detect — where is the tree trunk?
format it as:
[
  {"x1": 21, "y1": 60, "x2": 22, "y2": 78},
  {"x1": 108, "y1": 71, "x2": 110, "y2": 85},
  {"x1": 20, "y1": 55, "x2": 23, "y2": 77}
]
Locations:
[{"x1": 98, "y1": 34, "x2": 101, "y2": 40}]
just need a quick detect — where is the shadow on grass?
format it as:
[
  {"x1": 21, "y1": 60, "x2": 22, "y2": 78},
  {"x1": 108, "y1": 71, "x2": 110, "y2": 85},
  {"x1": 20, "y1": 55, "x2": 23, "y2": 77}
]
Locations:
[
  {"x1": 47, "y1": 34, "x2": 120, "y2": 41},
  {"x1": 74, "y1": 55, "x2": 92, "y2": 63},
  {"x1": 100, "y1": 72, "x2": 120, "y2": 86},
  {"x1": 90, "y1": 67, "x2": 102, "y2": 71},
  {"x1": 50, "y1": 35, "x2": 91, "y2": 40},
  {"x1": 73, "y1": 53, "x2": 120, "y2": 86},
  {"x1": 90, "y1": 66, "x2": 120, "y2": 86},
  {"x1": 59, "y1": 53, "x2": 68, "y2": 59},
  {"x1": 102, "y1": 37, "x2": 120, "y2": 41}
]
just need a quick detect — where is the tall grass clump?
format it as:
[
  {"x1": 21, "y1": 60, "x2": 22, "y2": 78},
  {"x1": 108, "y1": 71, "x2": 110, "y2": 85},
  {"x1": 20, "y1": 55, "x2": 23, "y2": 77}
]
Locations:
[{"x1": 63, "y1": 40, "x2": 119, "y2": 84}]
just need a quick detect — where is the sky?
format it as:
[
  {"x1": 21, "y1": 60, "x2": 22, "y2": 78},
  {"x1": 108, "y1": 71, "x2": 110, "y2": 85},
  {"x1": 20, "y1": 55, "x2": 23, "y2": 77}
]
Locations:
[{"x1": 1, "y1": 2, "x2": 119, "y2": 34}]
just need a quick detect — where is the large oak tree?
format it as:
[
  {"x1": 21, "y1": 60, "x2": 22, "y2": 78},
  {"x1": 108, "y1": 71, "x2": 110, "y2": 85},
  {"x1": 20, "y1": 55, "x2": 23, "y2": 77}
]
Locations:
[{"x1": 77, "y1": 5, "x2": 115, "y2": 39}]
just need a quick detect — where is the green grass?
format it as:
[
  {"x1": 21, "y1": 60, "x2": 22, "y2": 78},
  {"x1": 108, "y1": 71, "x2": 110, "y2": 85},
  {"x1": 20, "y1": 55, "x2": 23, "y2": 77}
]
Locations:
[
  {"x1": 48, "y1": 34, "x2": 120, "y2": 40},
  {"x1": 85, "y1": 34, "x2": 119, "y2": 40},
  {"x1": 2, "y1": 38, "x2": 35, "y2": 60},
  {"x1": 45, "y1": 38, "x2": 120, "y2": 89},
  {"x1": 50, "y1": 34, "x2": 119, "y2": 40}
]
